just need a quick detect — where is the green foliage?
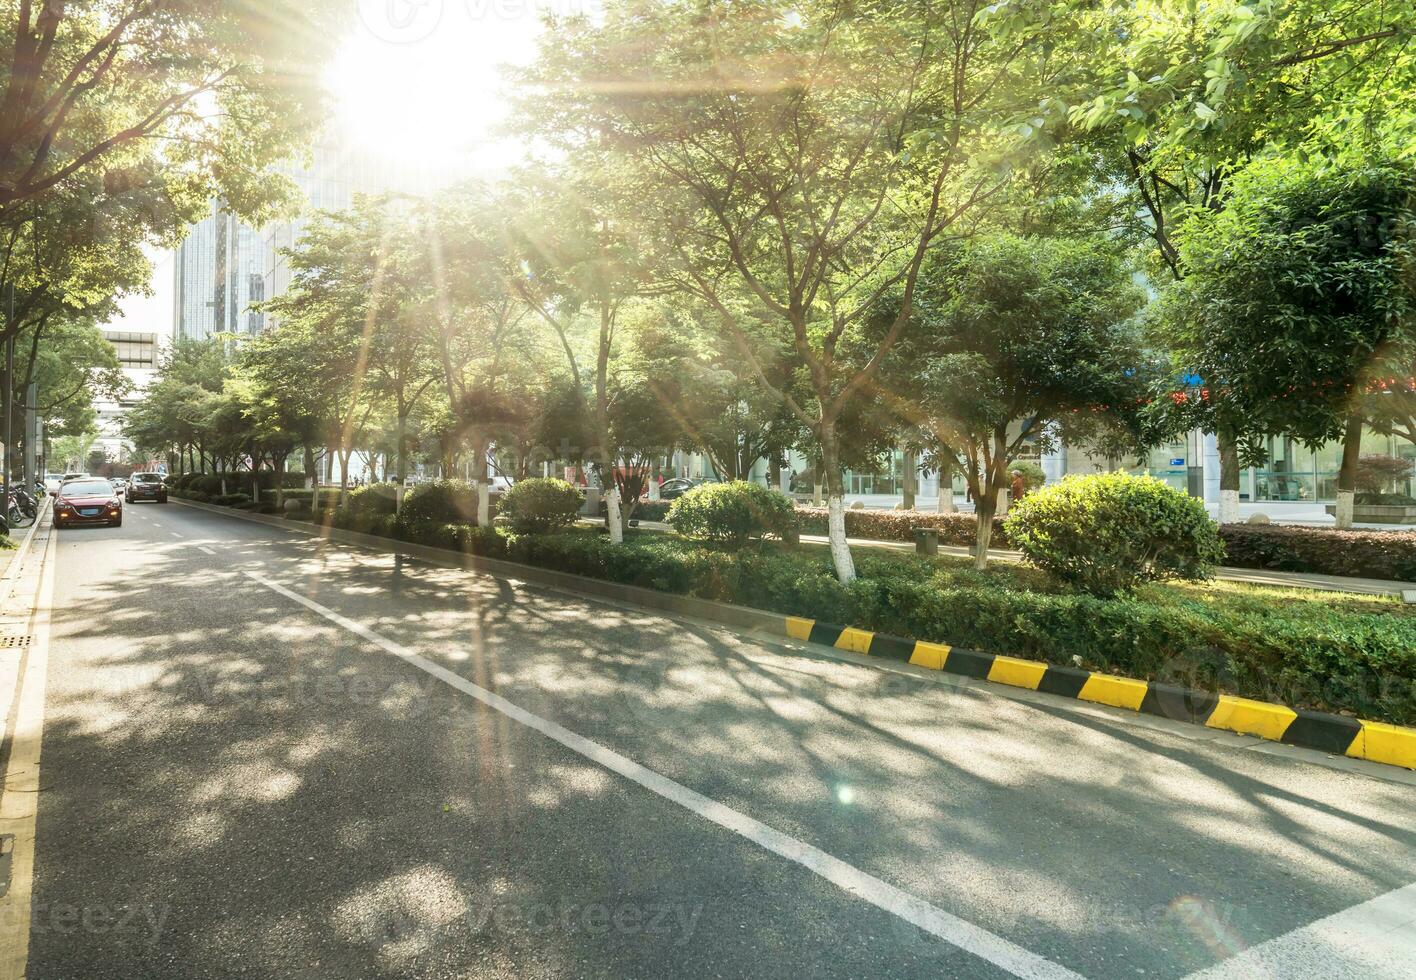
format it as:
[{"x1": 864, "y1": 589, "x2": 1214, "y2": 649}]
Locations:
[
  {"x1": 211, "y1": 493, "x2": 252, "y2": 507},
  {"x1": 398, "y1": 480, "x2": 479, "y2": 525},
  {"x1": 666, "y1": 481, "x2": 797, "y2": 548},
  {"x1": 343, "y1": 484, "x2": 400, "y2": 520},
  {"x1": 1005, "y1": 473, "x2": 1225, "y2": 595},
  {"x1": 794, "y1": 507, "x2": 1011, "y2": 549},
  {"x1": 1219, "y1": 525, "x2": 1416, "y2": 582},
  {"x1": 499, "y1": 478, "x2": 583, "y2": 534},
  {"x1": 1356, "y1": 456, "x2": 1414, "y2": 495}
]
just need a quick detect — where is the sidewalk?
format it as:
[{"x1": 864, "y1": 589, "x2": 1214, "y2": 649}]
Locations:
[{"x1": 606, "y1": 518, "x2": 1414, "y2": 599}]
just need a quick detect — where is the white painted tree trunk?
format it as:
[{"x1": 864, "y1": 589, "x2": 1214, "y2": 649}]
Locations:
[
  {"x1": 476, "y1": 482, "x2": 491, "y2": 528},
  {"x1": 813, "y1": 483, "x2": 824, "y2": 507},
  {"x1": 1219, "y1": 489, "x2": 1240, "y2": 525},
  {"x1": 1334, "y1": 489, "x2": 1355, "y2": 529},
  {"x1": 826, "y1": 494, "x2": 856, "y2": 584},
  {"x1": 937, "y1": 478, "x2": 955, "y2": 513},
  {"x1": 606, "y1": 486, "x2": 624, "y2": 543},
  {"x1": 648, "y1": 477, "x2": 661, "y2": 501},
  {"x1": 395, "y1": 482, "x2": 405, "y2": 515}
]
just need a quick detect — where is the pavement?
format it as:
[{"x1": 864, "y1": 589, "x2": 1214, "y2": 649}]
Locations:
[{"x1": 3, "y1": 502, "x2": 1416, "y2": 978}]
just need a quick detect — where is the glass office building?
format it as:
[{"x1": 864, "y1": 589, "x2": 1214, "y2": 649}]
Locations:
[{"x1": 173, "y1": 202, "x2": 266, "y2": 340}]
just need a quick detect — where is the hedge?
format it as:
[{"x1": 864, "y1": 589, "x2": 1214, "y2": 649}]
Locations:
[
  {"x1": 1219, "y1": 525, "x2": 1416, "y2": 582},
  {"x1": 795, "y1": 505, "x2": 1416, "y2": 582},
  {"x1": 794, "y1": 506, "x2": 1010, "y2": 548}
]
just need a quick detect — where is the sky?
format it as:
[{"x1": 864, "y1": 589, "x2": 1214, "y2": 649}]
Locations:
[{"x1": 108, "y1": 0, "x2": 592, "y2": 341}]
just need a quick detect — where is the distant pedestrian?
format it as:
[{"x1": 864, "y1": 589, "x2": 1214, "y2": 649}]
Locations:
[{"x1": 1011, "y1": 470, "x2": 1025, "y2": 503}]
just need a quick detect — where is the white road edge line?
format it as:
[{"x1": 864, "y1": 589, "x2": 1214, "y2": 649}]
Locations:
[
  {"x1": 1184, "y1": 880, "x2": 1416, "y2": 979},
  {"x1": 0, "y1": 524, "x2": 56, "y2": 980},
  {"x1": 242, "y1": 568, "x2": 1082, "y2": 980},
  {"x1": 197, "y1": 546, "x2": 216, "y2": 556}
]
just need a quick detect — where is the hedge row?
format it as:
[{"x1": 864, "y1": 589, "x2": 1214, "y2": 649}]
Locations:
[
  {"x1": 793, "y1": 506, "x2": 1416, "y2": 582},
  {"x1": 794, "y1": 506, "x2": 1011, "y2": 549},
  {"x1": 301, "y1": 518, "x2": 1416, "y2": 725},
  {"x1": 1218, "y1": 524, "x2": 1416, "y2": 582}
]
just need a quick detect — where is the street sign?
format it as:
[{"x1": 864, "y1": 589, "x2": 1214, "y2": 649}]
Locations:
[{"x1": 1169, "y1": 458, "x2": 1185, "y2": 466}]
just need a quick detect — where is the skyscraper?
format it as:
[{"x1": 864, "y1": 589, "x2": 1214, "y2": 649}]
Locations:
[{"x1": 172, "y1": 200, "x2": 266, "y2": 340}]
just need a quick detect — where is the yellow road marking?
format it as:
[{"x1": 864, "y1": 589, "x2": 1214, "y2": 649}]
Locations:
[
  {"x1": 1077, "y1": 674, "x2": 1149, "y2": 711},
  {"x1": 988, "y1": 655, "x2": 1047, "y2": 691},
  {"x1": 785, "y1": 617, "x2": 814, "y2": 641},
  {"x1": 834, "y1": 627, "x2": 874, "y2": 654},
  {"x1": 1348, "y1": 721, "x2": 1416, "y2": 769},
  {"x1": 1205, "y1": 695, "x2": 1298, "y2": 742},
  {"x1": 908, "y1": 641, "x2": 950, "y2": 671},
  {"x1": 0, "y1": 526, "x2": 56, "y2": 980}
]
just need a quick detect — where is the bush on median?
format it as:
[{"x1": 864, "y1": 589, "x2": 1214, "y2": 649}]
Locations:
[
  {"x1": 1004, "y1": 473, "x2": 1225, "y2": 595},
  {"x1": 666, "y1": 481, "x2": 797, "y2": 548},
  {"x1": 498, "y1": 477, "x2": 583, "y2": 533}
]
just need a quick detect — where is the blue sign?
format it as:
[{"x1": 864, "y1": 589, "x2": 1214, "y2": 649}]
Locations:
[{"x1": 1169, "y1": 458, "x2": 1185, "y2": 466}]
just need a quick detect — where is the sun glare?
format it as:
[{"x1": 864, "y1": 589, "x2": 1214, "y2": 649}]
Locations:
[{"x1": 326, "y1": 1, "x2": 584, "y2": 172}]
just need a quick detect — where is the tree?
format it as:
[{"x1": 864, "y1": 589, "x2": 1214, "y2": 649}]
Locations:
[
  {"x1": 521, "y1": 0, "x2": 1082, "y2": 581},
  {"x1": 880, "y1": 234, "x2": 1151, "y2": 567},
  {"x1": 1164, "y1": 157, "x2": 1416, "y2": 528},
  {"x1": 0, "y1": 1, "x2": 340, "y2": 216}
]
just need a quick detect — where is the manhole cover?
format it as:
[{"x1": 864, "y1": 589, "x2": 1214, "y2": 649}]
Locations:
[{"x1": 0, "y1": 635, "x2": 32, "y2": 648}]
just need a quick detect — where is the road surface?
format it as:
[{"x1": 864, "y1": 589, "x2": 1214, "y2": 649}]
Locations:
[{"x1": 5, "y1": 502, "x2": 1415, "y2": 978}]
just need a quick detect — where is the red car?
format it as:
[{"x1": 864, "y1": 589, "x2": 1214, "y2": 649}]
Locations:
[{"x1": 54, "y1": 478, "x2": 123, "y2": 529}]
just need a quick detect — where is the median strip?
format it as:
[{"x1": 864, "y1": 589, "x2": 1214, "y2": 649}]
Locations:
[{"x1": 785, "y1": 614, "x2": 1413, "y2": 769}]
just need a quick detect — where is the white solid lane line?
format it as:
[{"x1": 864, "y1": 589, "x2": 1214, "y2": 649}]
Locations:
[
  {"x1": 1185, "y1": 880, "x2": 1416, "y2": 980},
  {"x1": 242, "y1": 569, "x2": 1083, "y2": 980},
  {"x1": 197, "y1": 546, "x2": 216, "y2": 555}
]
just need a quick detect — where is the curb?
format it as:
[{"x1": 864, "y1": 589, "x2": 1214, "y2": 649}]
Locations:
[
  {"x1": 780, "y1": 615, "x2": 1415, "y2": 770},
  {"x1": 173, "y1": 498, "x2": 1416, "y2": 771}
]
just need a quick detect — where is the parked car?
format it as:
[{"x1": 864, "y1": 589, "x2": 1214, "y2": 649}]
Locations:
[
  {"x1": 126, "y1": 472, "x2": 168, "y2": 503},
  {"x1": 110, "y1": 478, "x2": 128, "y2": 496},
  {"x1": 43, "y1": 474, "x2": 62, "y2": 496},
  {"x1": 654, "y1": 477, "x2": 712, "y2": 501},
  {"x1": 53, "y1": 478, "x2": 123, "y2": 529}
]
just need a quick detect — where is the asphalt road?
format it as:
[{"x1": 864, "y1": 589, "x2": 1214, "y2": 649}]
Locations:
[{"x1": 13, "y1": 501, "x2": 1416, "y2": 978}]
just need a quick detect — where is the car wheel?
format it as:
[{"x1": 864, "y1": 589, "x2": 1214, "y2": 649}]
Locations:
[
  {"x1": 157, "y1": 496, "x2": 168, "y2": 503},
  {"x1": 111, "y1": 520, "x2": 122, "y2": 528}
]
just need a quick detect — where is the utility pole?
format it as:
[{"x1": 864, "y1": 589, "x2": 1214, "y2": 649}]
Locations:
[
  {"x1": 23, "y1": 382, "x2": 36, "y2": 487},
  {"x1": 3, "y1": 282, "x2": 13, "y2": 491}
]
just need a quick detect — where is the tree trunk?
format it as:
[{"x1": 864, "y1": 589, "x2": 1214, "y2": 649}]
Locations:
[
  {"x1": 604, "y1": 485, "x2": 623, "y2": 542},
  {"x1": 820, "y1": 423, "x2": 856, "y2": 584},
  {"x1": 769, "y1": 455, "x2": 782, "y2": 494},
  {"x1": 1218, "y1": 432, "x2": 1241, "y2": 524},
  {"x1": 937, "y1": 455, "x2": 956, "y2": 513},
  {"x1": 1335, "y1": 413, "x2": 1364, "y2": 529},
  {"x1": 901, "y1": 447, "x2": 916, "y2": 510},
  {"x1": 972, "y1": 430, "x2": 1008, "y2": 570}
]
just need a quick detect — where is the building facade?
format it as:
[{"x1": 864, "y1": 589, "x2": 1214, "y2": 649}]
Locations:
[{"x1": 172, "y1": 202, "x2": 266, "y2": 340}]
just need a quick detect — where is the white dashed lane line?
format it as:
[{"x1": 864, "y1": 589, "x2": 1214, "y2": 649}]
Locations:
[{"x1": 197, "y1": 546, "x2": 215, "y2": 556}]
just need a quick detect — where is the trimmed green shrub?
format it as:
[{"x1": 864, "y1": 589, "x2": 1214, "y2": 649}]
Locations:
[
  {"x1": 666, "y1": 481, "x2": 797, "y2": 547},
  {"x1": 499, "y1": 478, "x2": 583, "y2": 533},
  {"x1": 1220, "y1": 524, "x2": 1416, "y2": 581},
  {"x1": 399, "y1": 479, "x2": 480, "y2": 525},
  {"x1": 212, "y1": 492, "x2": 252, "y2": 507},
  {"x1": 343, "y1": 482, "x2": 399, "y2": 518},
  {"x1": 794, "y1": 506, "x2": 1011, "y2": 548},
  {"x1": 1004, "y1": 473, "x2": 1225, "y2": 595}
]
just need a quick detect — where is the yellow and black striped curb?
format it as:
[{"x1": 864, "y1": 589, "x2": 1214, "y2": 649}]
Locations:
[{"x1": 783, "y1": 617, "x2": 1416, "y2": 770}]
